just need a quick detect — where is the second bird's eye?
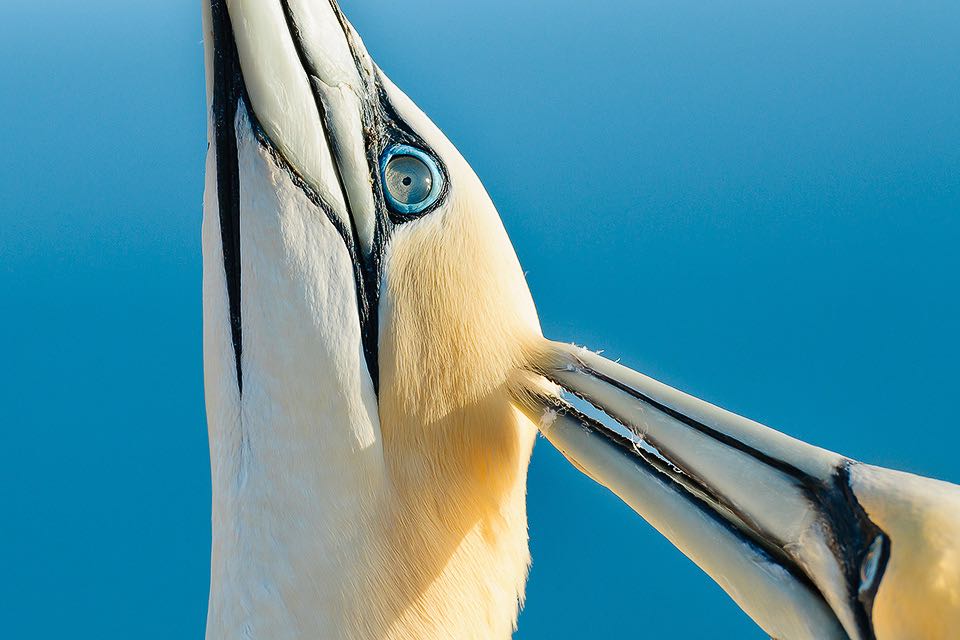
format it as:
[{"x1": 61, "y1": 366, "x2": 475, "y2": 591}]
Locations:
[
  {"x1": 859, "y1": 535, "x2": 886, "y2": 595},
  {"x1": 380, "y1": 145, "x2": 443, "y2": 215}
]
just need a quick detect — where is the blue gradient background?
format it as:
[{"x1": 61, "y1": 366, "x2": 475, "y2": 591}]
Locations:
[{"x1": 1, "y1": 1, "x2": 958, "y2": 638}]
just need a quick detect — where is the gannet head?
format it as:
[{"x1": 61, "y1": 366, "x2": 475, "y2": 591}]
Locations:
[
  {"x1": 202, "y1": 1, "x2": 543, "y2": 637},
  {"x1": 201, "y1": 2, "x2": 960, "y2": 639}
]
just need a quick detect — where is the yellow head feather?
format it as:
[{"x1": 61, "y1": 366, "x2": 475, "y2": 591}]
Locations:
[{"x1": 365, "y1": 135, "x2": 548, "y2": 638}]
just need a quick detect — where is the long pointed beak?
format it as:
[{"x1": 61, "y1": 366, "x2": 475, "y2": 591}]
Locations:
[
  {"x1": 208, "y1": 0, "x2": 379, "y2": 251},
  {"x1": 202, "y1": 0, "x2": 395, "y2": 388},
  {"x1": 522, "y1": 342, "x2": 890, "y2": 640}
]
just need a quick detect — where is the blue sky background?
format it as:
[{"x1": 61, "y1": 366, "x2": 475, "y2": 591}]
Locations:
[{"x1": 1, "y1": 1, "x2": 958, "y2": 638}]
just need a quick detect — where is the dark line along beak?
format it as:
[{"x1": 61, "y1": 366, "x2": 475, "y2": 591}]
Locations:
[
  {"x1": 207, "y1": 0, "x2": 244, "y2": 390},
  {"x1": 521, "y1": 342, "x2": 889, "y2": 640},
  {"x1": 206, "y1": 0, "x2": 383, "y2": 391},
  {"x1": 204, "y1": 0, "x2": 439, "y2": 393}
]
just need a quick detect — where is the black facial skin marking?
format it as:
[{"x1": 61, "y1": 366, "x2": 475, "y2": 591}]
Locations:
[
  {"x1": 209, "y1": 0, "x2": 449, "y2": 395},
  {"x1": 209, "y1": 0, "x2": 243, "y2": 392}
]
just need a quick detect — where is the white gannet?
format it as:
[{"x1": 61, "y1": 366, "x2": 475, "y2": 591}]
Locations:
[{"x1": 200, "y1": 2, "x2": 960, "y2": 639}]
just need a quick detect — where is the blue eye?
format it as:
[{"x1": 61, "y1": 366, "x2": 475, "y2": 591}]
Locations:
[{"x1": 380, "y1": 145, "x2": 444, "y2": 215}]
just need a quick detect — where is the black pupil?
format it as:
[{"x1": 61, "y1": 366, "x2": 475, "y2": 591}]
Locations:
[{"x1": 384, "y1": 153, "x2": 434, "y2": 208}]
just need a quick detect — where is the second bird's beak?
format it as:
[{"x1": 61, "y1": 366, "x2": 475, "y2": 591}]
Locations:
[{"x1": 521, "y1": 343, "x2": 889, "y2": 640}]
